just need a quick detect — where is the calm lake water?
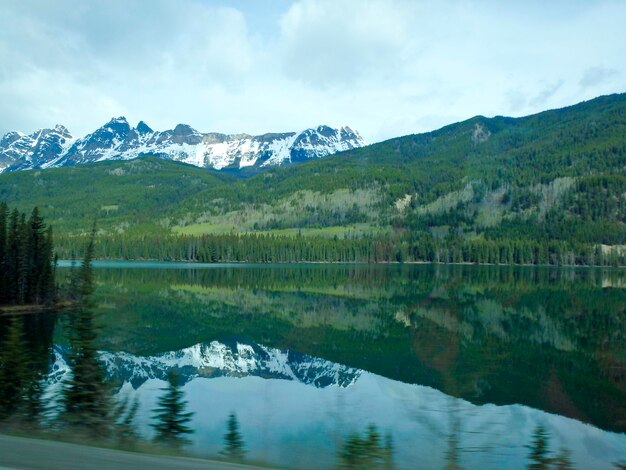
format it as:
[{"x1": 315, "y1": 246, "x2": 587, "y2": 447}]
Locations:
[{"x1": 4, "y1": 263, "x2": 626, "y2": 468}]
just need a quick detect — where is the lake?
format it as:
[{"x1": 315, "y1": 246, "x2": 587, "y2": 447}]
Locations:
[{"x1": 3, "y1": 262, "x2": 626, "y2": 468}]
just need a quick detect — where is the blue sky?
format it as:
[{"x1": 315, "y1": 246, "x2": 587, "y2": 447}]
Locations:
[{"x1": 1, "y1": 0, "x2": 625, "y2": 143}]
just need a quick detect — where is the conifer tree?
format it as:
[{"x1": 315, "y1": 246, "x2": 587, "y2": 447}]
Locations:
[
  {"x1": 61, "y1": 225, "x2": 111, "y2": 434},
  {"x1": 113, "y1": 395, "x2": 141, "y2": 447},
  {"x1": 41, "y1": 226, "x2": 55, "y2": 304},
  {"x1": 222, "y1": 412, "x2": 245, "y2": 461},
  {"x1": 0, "y1": 316, "x2": 28, "y2": 420},
  {"x1": 16, "y1": 212, "x2": 29, "y2": 304},
  {"x1": 0, "y1": 205, "x2": 56, "y2": 306},
  {"x1": 5, "y1": 209, "x2": 20, "y2": 304},
  {"x1": 0, "y1": 202, "x2": 7, "y2": 303},
  {"x1": 338, "y1": 424, "x2": 393, "y2": 469},
  {"x1": 527, "y1": 424, "x2": 551, "y2": 470},
  {"x1": 151, "y1": 368, "x2": 194, "y2": 448}
]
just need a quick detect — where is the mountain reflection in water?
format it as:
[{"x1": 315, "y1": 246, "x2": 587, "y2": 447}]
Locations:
[
  {"x1": 43, "y1": 339, "x2": 626, "y2": 469},
  {"x1": 1, "y1": 263, "x2": 625, "y2": 468}
]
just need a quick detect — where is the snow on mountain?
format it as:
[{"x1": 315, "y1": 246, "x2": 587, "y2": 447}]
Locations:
[
  {"x1": 0, "y1": 125, "x2": 74, "y2": 172},
  {"x1": 0, "y1": 118, "x2": 364, "y2": 173},
  {"x1": 48, "y1": 340, "x2": 362, "y2": 390}
]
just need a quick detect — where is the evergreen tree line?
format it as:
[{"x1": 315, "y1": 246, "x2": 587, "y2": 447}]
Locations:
[
  {"x1": 0, "y1": 203, "x2": 56, "y2": 306},
  {"x1": 54, "y1": 231, "x2": 626, "y2": 266}
]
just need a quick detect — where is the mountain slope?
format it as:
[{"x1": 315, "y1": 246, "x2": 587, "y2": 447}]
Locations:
[
  {"x1": 213, "y1": 93, "x2": 626, "y2": 204},
  {"x1": 165, "y1": 93, "x2": 626, "y2": 245},
  {"x1": 0, "y1": 118, "x2": 364, "y2": 173},
  {"x1": 0, "y1": 157, "x2": 231, "y2": 232},
  {"x1": 0, "y1": 93, "x2": 624, "y2": 260}
]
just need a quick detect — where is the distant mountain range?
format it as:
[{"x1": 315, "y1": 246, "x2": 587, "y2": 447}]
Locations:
[{"x1": 0, "y1": 118, "x2": 364, "y2": 173}]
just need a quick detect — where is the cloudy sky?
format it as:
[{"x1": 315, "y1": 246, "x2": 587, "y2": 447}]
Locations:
[{"x1": 1, "y1": 0, "x2": 625, "y2": 143}]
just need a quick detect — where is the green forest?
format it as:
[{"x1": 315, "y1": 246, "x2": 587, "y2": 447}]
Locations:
[
  {"x1": 0, "y1": 204, "x2": 55, "y2": 306},
  {"x1": 1, "y1": 93, "x2": 625, "y2": 265}
]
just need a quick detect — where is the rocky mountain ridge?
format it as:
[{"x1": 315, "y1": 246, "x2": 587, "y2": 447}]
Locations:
[{"x1": 0, "y1": 117, "x2": 364, "y2": 173}]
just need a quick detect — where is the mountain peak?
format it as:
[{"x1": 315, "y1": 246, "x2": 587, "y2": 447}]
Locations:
[
  {"x1": 108, "y1": 116, "x2": 128, "y2": 124},
  {"x1": 173, "y1": 123, "x2": 198, "y2": 135},
  {"x1": 136, "y1": 121, "x2": 153, "y2": 134},
  {"x1": 315, "y1": 124, "x2": 334, "y2": 134},
  {"x1": 97, "y1": 117, "x2": 131, "y2": 138},
  {"x1": 0, "y1": 131, "x2": 24, "y2": 145},
  {"x1": 53, "y1": 124, "x2": 71, "y2": 138}
]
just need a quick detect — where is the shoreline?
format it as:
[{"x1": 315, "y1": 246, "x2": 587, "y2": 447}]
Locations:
[
  {"x1": 56, "y1": 259, "x2": 626, "y2": 269},
  {"x1": 0, "y1": 301, "x2": 76, "y2": 316}
]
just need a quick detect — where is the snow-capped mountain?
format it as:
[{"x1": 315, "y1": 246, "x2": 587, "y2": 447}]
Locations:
[
  {"x1": 0, "y1": 118, "x2": 364, "y2": 173},
  {"x1": 0, "y1": 125, "x2": 73, "y2": 171},
  {"x1": 49, "y1": 340, "x2": 362, "y2": 390}
]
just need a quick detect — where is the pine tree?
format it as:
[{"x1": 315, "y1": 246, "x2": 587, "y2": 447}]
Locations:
[
  {"x1": 0, "y1": 205, "x2": 56, "y2": 306},
  {"x1": 61, "y1": 226, "x2": 112, "y2": 435},
  {"x1": 527, "y1": 424, "x2": 551, "y2": 470},
  {"x1": 5, "y1": 209, "x2": 19, "y2": 304},
  {"x1": 26, "y1": 207, "x2": 48, "y2": 303},
  {"x1": 0, "y1": 202, "x2": 7, "y2": 304},
  {"x1": 77, "y1": 222, "x2": 97, "y2": 305},
  {"x1": 113, "y1": 395, "x2": 140, "y2": 447},
  {"x1": 41, "y1": 226, "x2": 55, "y2": 304},
  {"x1": 151, "y1": 368, "x2": 194, "y2": 448},
  {"x1": 16, "y1": 212, "x2": 29, "y2": 304},
  {"x1": 338, "y1": 424, "x2": 392, "y2": 469},
  {"x1": 0, "y1": 316, "x2": 28, "y2": 420},
  {"x1": 222, "y1": 412, "x2": 245, "y2": 461}
]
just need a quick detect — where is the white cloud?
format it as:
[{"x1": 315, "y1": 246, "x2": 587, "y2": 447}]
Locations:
[
  {"x1": 279, "y1": 0, "x2": 415, "y2": 86},
  {"x1": 0, "y1": 0, "x2": 625, "y2": 143},
  {"x1": 579, "y1": 66, "x2": 619, "y2": 89}
]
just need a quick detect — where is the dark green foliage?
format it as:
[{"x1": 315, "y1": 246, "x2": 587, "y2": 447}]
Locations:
[
  {"x1": 338, "y1": 424, "x2": 393, "y2": 469},
  {"x1": 76, "y1": 223, "x2": 96, "y2": 304},
  {"x1": 0, "y1": 312, "x2": 56, "y2": 425},
  {"x1": 565, "y1": 175, "x2": 626, "y2": 223},
  {"x1": 0, "y1": 158, "x2": 231, "y2": 233},
  {"x1": 54, "y1": 230, "x2": 626, "y2": 266},
  {"x1": 0, "y1": 205, "x2": 56, "y2": 305},
  {"x1": 61, "y1": 228, "x2": 112, "y2": 434},
  {"x1": 222, "y1": 412, "x2": 245, "y2": 461},
  {"x1": 0, "y1": 202, "x2": 7, "y2": 303},
  {"x1": 0, "y1": 316, "x2": 28, "y2": 419},
  {"x1": 151, "y1": 368, "x2": 194, "y2": 448}
]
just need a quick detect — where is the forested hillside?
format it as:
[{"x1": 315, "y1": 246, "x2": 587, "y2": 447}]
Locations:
[{"x1": 0, "y1": 93, "x2": 625, "y2": 265}]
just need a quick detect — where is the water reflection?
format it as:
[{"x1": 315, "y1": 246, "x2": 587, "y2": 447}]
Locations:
[
  {"x1": 338, "y1": 423, "x2": 393, "y2": 469},
  {"x1": 1, "y1": 263, "x2": 625, "y2": 468},
  {"x1": 40, "y1": 337, "x2": 626, "y2": 468},
  {"x1": 79, "y1": 264, "x2": 626, "y2": 432},
  {"x1": 0, "y1": 312, "x2": 56, "y2": 424},
  {"x1": 221, "y1": 412, "x2": 246, "y2": 461}
]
